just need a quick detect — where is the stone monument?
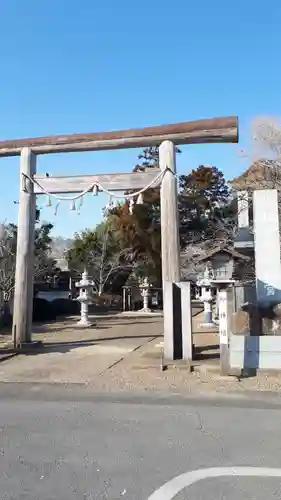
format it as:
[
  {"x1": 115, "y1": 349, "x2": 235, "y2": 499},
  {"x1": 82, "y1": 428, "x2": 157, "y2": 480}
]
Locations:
[{"x1": 253, "y1": 189, "x2": 281, "y2": 306}]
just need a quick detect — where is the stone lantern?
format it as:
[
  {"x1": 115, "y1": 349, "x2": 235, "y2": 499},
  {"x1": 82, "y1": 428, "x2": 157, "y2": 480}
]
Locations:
[
  {"x1": 196, "y1": 265, "x2": 216, "y2": 327},
  {"x1": 75, "y1": 269, "x2": 94, "y2": 327},
  {"x1": 139, "y1": 277, "x2": 151, "y2": 313}
]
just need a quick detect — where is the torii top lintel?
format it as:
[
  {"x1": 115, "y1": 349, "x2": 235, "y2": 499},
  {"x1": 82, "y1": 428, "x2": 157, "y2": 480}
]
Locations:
[{"x1": 0, "y1": 116, "x2": 238, "y2": 157}]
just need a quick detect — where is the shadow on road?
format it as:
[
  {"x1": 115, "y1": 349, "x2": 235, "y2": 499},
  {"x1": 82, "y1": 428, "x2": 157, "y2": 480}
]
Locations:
[{"x1": 32, "y1": 319, "x2": 162, "y2": 334}]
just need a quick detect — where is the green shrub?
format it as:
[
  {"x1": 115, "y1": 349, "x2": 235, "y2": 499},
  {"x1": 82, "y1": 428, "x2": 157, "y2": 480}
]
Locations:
[
  {"x1": 52, "y1": 298, "x2": 80, "y2": 316},
  {"x1": 33, "y1": 298, "x2": 56, "y2": 322}
]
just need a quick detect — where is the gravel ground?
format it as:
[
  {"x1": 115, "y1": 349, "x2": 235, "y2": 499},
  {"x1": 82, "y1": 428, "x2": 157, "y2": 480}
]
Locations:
[
  {"x1": 1, "y1": 314, "x2": 281, "y2": 395},
  {"x1": 78, "y1": 338, "x2": 281, "y2": 395}
]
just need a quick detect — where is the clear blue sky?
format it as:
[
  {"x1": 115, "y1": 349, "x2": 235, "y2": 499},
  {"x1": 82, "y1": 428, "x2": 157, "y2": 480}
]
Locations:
[{"x1": 0, "y1": 0, "x2": 278, "y2": 237}]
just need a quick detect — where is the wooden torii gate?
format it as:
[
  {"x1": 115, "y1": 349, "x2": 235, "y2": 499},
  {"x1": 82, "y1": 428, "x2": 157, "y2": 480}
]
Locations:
[{"x1": 0, "y1": 116, "x2": 238, "y2": 358}]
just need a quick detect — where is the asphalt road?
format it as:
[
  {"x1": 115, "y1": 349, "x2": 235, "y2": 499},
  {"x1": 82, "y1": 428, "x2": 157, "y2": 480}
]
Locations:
[{"x1": 0, "y1": 385, "x2": 281, "y2": 499}]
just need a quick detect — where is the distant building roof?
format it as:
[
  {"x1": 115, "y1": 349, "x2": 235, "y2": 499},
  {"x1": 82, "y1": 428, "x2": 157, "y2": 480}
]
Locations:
[
  {"x1": 230, "y1": 160, "x2": 281, "y2": 190},
  {"x1": 195, "y1": 244, "x2": 251, "y2": 263}
]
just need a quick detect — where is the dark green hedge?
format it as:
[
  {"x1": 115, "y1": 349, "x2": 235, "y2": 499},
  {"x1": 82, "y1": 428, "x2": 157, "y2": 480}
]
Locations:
[{"x1": 32, "y1": 298, "x2": 80, "y2": 322}]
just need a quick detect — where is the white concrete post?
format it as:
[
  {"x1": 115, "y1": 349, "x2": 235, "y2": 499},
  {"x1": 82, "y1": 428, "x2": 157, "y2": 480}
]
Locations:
[
  {"x1": 253, "y1": 189, "x2": 281, "y2": 305},
  {"x1": 218, "y1": 287, "x2": 232, "y2": 375}
]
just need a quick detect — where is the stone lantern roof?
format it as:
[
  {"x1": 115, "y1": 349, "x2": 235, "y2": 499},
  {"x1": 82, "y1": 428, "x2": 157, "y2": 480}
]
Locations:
[{"x1": 230, "y1": 160, "x2": 281, "y2": 191}]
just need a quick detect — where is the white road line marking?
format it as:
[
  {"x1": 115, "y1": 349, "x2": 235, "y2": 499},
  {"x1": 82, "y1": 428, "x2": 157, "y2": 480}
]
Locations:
[{"x1": 147, "y1": 466, "x2": 281, "y2": 500}]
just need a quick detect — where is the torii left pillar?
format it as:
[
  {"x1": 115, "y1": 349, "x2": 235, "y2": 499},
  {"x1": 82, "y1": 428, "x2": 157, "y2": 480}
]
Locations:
[
  {"x1": 12, "y1": 148, "x2": 37, "y2": 347},
  {"x1": 159, "y1": 141, "x2": 181, "y2": 360}
]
